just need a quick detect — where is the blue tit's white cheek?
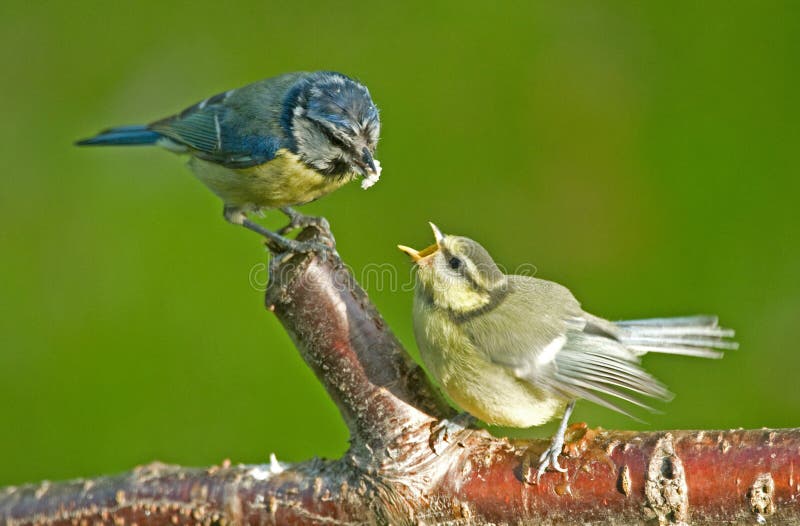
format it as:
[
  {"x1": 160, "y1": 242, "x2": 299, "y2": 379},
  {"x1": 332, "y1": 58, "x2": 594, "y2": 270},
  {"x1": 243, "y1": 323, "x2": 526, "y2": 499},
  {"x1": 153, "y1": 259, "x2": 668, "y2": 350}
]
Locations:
[{"x1": 290, "y1": 115, "x2": 345, "y2": 173}]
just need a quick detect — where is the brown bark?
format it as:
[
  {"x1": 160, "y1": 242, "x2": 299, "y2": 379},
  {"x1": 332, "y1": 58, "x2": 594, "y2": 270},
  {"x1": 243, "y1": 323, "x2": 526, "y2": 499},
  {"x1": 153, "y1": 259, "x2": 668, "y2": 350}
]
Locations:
[{"x1": 1, "y1": 225, "x2": 798, "y2": 525}]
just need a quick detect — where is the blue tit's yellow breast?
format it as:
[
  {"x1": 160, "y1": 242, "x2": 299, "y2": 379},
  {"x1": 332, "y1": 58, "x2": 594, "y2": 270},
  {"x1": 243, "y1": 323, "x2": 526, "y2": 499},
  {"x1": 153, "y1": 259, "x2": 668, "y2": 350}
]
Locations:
[{"x1": 188, "y1": 149, "x2": 355, "y2": 210}]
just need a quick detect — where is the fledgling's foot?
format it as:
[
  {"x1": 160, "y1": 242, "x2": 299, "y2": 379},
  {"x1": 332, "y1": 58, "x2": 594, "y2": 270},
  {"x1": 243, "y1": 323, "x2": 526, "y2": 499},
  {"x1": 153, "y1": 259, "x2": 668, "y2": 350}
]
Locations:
[
  {"x1": 525, "y1": 400, "x2": 577, "y2": 484},
  {"x1": 278, "y1": 207, "x2": 330, "y2": 236},
  {"x1": 429, "y1": 413, "x2": 477, "y2": 455},
  {"x1": 531, "y1": 432, "x2": 568, "y2": 483}
]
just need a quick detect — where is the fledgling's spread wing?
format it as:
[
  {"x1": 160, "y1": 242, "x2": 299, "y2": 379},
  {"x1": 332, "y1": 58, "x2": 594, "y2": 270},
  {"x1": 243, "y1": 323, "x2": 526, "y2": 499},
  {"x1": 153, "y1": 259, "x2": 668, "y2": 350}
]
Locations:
[{"x1": 461, "y1": 275, "x2": 670, "y2": 417}]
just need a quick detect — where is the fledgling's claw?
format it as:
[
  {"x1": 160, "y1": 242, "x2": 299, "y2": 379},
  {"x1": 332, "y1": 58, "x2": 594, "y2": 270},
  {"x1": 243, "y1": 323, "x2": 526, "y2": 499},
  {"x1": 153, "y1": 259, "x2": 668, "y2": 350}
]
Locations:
[
  {"x1": 534, "y1": 433, "x2": 568, "y2": 482},
  {"x1": 524, "y1": 400, "x2": 576, "y2": 484}
]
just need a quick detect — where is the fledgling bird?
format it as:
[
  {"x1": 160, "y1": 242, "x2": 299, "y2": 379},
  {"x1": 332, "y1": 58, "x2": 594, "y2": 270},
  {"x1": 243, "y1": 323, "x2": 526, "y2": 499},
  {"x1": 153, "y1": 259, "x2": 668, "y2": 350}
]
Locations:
[
  {"x1": 77, "y1": 71, "x2": 381, "y2": 251},
  {"x1": 399, "y1": 224, "x2": 737, "y2": 481}
]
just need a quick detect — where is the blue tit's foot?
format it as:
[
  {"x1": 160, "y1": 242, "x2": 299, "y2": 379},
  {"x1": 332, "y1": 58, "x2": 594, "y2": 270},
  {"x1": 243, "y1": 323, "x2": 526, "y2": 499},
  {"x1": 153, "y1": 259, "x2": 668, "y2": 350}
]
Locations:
[
  {"x1": 278, "y1": 207, "x2": 330, "y2": 236},
  {"x1": 223, "y1": 205, "x2": 333, "y2": 256},
  {"x1": 242, "y1": 219, "x2": 333, "y2": 255},
  {"x1": 429, "y1": 413, "x2": 477, "y2": 455}
]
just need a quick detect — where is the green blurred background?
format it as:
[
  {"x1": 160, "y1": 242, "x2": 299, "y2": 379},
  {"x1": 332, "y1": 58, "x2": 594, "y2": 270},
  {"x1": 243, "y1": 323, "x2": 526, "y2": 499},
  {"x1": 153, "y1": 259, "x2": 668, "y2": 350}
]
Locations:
[{"x1": 1, "y1": 1, "x2": 797, "y2": 486}]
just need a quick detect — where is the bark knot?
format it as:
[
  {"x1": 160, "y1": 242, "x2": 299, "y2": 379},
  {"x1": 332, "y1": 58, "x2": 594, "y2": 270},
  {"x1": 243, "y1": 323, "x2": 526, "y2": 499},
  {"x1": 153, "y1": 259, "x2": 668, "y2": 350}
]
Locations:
[
  {"x1": 748, "y1": 472, "x2": 776, "y2": 523},
  {"x1": 644, "y1": 433, "x2": 689, "y2": 525}
]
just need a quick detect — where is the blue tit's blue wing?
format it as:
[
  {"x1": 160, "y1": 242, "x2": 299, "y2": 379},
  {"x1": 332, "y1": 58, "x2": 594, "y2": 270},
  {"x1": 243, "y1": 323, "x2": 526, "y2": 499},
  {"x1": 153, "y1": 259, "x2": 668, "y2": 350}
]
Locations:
[
  {"x1": 153, "y1": 106, "x2": 221, "y2": 153},
  {"x1": 149, "y1": 90, "x2": 284, "y2": 169},
  {"x1": 149, "y1": 72, "x2": 311, "y2": 168}
]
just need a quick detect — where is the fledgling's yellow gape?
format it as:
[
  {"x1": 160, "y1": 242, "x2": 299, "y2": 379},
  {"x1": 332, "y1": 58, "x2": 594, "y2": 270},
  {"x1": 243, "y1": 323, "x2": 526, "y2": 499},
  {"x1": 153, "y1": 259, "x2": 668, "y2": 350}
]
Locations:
[{"x1": 399, "y1": 223, "x2": 737, "y2": 481}]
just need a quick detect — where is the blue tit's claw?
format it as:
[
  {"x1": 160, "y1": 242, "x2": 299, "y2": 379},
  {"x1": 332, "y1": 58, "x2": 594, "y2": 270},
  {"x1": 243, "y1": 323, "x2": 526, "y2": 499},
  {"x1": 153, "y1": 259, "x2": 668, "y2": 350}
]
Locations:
[
  {"x1": 278, "y1": 207, "x2": 329, "y2": 236},
  {"x1": 242, "y1": 219, "x2": 333, "y2": 256}
]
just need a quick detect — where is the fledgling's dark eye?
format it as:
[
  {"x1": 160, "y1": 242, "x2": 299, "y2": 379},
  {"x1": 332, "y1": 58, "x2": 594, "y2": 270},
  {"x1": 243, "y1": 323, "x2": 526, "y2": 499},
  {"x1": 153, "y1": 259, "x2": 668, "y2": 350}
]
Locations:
[{"x1": 448, "y1": 257, "x2": 462, "y2": 270}]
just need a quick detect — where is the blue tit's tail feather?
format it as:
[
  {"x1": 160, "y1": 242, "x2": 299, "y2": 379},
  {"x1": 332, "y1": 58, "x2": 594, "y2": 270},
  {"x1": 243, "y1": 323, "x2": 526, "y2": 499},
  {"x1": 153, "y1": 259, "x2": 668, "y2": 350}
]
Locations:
[
  {"x1": 616, "y1": 315, "x2": 737, "y2": 359},
  {"x1": 76, "y1": 125, "x2": 163, "y2": 146}
]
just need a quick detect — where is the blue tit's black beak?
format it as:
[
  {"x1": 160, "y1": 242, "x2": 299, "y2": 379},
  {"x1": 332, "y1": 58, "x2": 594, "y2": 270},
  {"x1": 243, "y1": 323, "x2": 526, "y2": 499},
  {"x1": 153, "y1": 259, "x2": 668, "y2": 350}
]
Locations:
[{"x1": 361, "y1": 147, "x2": 377, "y2": 174}]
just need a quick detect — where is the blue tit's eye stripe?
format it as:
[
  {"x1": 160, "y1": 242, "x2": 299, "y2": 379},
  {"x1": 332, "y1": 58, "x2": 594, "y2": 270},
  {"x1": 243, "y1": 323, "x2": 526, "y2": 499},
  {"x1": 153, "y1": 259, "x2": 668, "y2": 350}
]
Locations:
[{"x1": 313, "y1": 121, "x2": 349, "y2": 149}]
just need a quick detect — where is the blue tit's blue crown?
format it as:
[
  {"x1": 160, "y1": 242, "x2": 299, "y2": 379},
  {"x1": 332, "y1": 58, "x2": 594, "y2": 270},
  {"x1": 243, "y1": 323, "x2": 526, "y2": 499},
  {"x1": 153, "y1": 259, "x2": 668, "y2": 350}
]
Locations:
[
  {"x1": 281, "y1": 72, "x2": 379, "y2": 144},
  {"x1": 306, "y1": 73, "x2": 379, "y2": 131},
  {"x1": 281, "y1": 72, "x2": 380, "y2": 176}
]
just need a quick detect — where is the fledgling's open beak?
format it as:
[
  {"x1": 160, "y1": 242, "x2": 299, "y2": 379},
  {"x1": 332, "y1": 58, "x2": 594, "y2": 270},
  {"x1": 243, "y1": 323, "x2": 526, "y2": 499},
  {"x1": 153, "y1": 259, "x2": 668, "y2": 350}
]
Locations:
[
  {"x1": 397, "y1": 223, "x2": 444, "y2": 263},
  {"x1": 397, "y1": 243, "x2": 438, "y2": 262},
  {"x1": 428, "y1": 222, "x2": 444, "y2": 244}
]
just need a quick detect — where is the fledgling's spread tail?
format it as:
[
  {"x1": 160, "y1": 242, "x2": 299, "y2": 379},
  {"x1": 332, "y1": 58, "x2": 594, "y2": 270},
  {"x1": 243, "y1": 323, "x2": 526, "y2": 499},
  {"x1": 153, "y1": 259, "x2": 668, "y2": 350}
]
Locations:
[
  {"x1": 75, "y1": 125, "x2": 162, "y2": 146},
  {"x1": 616, "y1": 315, "x2": 737, "y2": 359}
]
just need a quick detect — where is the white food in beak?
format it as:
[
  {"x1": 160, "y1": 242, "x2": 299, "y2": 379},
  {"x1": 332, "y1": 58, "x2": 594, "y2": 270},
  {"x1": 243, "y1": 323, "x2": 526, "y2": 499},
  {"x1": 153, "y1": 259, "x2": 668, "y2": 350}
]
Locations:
[{"x1": 361, "y1": 159, "x2": 382, "y2": 189}]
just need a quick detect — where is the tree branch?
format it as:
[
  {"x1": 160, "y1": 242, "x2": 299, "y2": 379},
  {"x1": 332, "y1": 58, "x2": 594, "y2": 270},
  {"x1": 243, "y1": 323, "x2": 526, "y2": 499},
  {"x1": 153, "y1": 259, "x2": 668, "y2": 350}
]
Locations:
[{"x1": 2, "y1": 225, "x2": 798, "y2": 525}]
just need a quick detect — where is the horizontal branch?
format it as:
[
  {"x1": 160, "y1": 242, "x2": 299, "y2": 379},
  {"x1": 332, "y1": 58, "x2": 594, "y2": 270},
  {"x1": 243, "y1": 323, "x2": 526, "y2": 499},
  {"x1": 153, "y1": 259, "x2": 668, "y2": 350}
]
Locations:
[
  {"x1": 2, "y1": 225, "x2": 798, "y2": 525},
  {"x1": 3, "y1": 428, "x2": 798, "y2": 525}
]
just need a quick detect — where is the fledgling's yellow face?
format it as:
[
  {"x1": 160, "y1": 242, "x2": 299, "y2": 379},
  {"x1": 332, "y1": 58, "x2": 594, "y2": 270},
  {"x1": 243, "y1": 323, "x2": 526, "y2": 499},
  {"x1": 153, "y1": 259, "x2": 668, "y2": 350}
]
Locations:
[{"x1": 399, "y1": 224, "x2": 507, "y2": 315}]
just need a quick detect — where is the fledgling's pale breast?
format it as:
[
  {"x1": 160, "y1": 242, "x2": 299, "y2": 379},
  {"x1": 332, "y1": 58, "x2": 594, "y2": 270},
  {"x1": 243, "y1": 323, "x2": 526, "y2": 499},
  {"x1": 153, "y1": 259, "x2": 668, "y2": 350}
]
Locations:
[{"x1": 413, "y1": 277, "x2": 571, "y2": 428}]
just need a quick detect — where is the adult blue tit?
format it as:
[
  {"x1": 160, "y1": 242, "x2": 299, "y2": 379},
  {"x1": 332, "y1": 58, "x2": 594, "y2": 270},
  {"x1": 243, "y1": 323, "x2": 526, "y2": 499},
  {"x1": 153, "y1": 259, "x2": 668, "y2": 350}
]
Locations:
[
  {"x1": 77, "y1": 71, "x2": 381, "y2": 250},
  {"x1": 399, "y1": 224, "x2": 737, "y2": 482}
]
